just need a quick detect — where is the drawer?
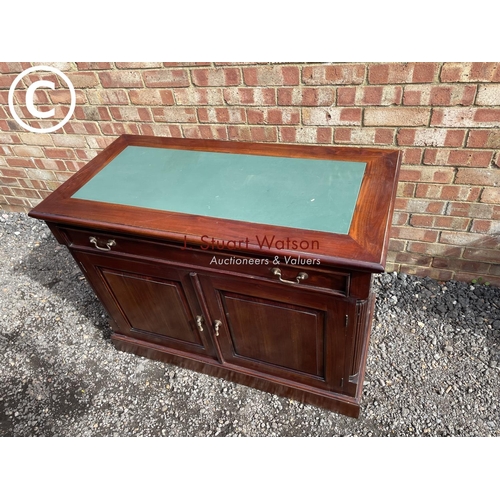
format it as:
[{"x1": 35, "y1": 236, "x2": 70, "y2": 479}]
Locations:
[{"x1": 59, "y1": 226, "x2": 350, "y2": 296}]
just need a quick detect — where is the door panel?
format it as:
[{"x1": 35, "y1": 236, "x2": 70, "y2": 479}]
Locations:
[
  {"x1": 199, "y1": 274, "x2": 347, "y2": 391},
  {"x1": 73, "y1": 251, "x2": 218, "y2": 360},
  {"x1": 101, "y1": 269, "x2": 201, "y2": 346},
  {"x1": 223, "y1": 293, "x2": 324, "y2": 378}
]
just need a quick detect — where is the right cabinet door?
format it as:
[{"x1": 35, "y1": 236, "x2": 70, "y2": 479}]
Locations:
[{"x1": 198, "y1": 273, "x2": 349, "y2": 392}]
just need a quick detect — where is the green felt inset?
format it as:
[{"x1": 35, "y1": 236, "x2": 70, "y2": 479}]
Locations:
[{"x1": 72, "y1": 146, "x2": 366, "y2": 234}]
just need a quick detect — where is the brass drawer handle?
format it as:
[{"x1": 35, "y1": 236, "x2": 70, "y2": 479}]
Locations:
[
  {"x1": 196, "y1": 315, "x2": 204, "y2": 332},
  {"x1": 214, "y1": 320, "x2": 222, "y2": 336},
  {"x1": 89, "y1": 236, "x2": 116, "y2": 252},
  {"x1": 271, "y1": 267, "x2": 308, "y2": 285}
]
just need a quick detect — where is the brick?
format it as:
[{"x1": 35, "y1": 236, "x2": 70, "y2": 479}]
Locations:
[
  {"x1": 440, "y1": 63, "x2": 500, "y2": 82},
  {"x1": 139, "y1": 124, "x2": 182, "y2": 137},
  {"x1": 368, "y1": 63, "x2": 438, "y2": 84},
  {"x1": 44, "y1": 147, "x2": 75, "y2": 159},
  {"x1": 32, "y1": 158, "x2": 66, "y2": 171},
  {"x1": 441, "y1": 185, "x2": 481, "y2": 202},
  {"x1": 399, "y1": 265, "x2": 454, "y2": 281},
  {"x1": 423, "y1": 148, "x2": 493, "y2": 167},
  {"x1": 0, "y1": 62, "x2": 24, "y2": 73},
  {"x1": 99, "y1": 71, "x2": 143, "y2": 88},
  {"x1": 228, "y1": 126, "x2": 277, "y2": 142},
  {"x1": 337, "y1": 86, "x2": 402, "y2": 106},
  {"x1": 392, "y1": 212, "x2": 409, "y2": 225},
  {"x1": 182, "y1": 125, "x2": 228, "y2": 140},
  {"x1": 143, "y1": 69, "x2": 190, "y2": 88},
  {"x1": 384, "y1": 261, "x2": 399, "y2": 273},
  {"x1": 87, "y1": 89, "x2": 129, "y2": 105},
  {"x1": 455, "y1": 168, "x2": 500, "y2": 186},
  {"x1": 11, "y1": 145, "x2": 44, "y2": 157},
  {"x1": 73, "y1": 106, "x2": 111, "y2": 121},
  {"x1": 19, "y1": 132, "x2": 51, "y2": 146},
  {"x1": 197, "y1": 108, "x2": 246, "y2": 124},
  {"x1": 33, "y1": 62, "x2": 74, "y2": 72},
  {"x1": 475, "y1": 108, "x2": 500, "y2": 123},
  {"x1": 303, "y1": 108, "x2": 361, "y2": 126},
  {"x1": 10, "y1": 187, "x2": 42, "y2": 199},
  {"x1": 173, "y1": 88, "x2": 223, "y2": 105},
  {"x1": 115, "y1": 62, "x2": 163, "y2": 69},
  {"x1": 407, "y1": 241, "x2": 462, "y2": 257},
  {"x1": 397, "y1": 128, "x2": 465, "y2": 147},
  {"x1": 52, "y1": 135, "x2": 87, "y2": 148},
  {"x1": 164, "y1": 62, "x2": 211, "y2": 67},
  {"x1": 302, "y1": 64, "x2": 365, "y2": 85},
  {"x1": 86, "y1": 136, "x2": 116, "y2": 149},
  {"x1": 402, "y1": 84, "x2": 476, "y2": 106},
  {"x1": 109, "y1": 107, "x2": 152, "y2": 122},
  {"x1": 1, "y1": 176, "x2": 20, "y2": 186},
  {"x1": 247, "y1": 108, "x2": 300, "y2": 125},
  {"x1": 243, "y1": 66, "x2": 299, "y2": 86},
  {"x1": 463, "y1": 248, "x2": 500, "y2": 264},
  {"x1": 75, "y1": 149, "x2": 98, "y2": 161},
  {"x1": 397, "y1": 182, "x2": 415, "y2": 197},
  {"x1": 401, "y1": 148, "x2": 423, "y2": 165},
  {"x1": 394, "y1": 252, "x2": 433, "y2": 266},
  {"x1": 64, "y1": 121, "x2": 101, "y2": 135},
  {"x1": 127, "y1": 89, "x2": 174, "y2": 105},
  {"x1": 335, "y1": 127, "x2": 395, "y2": 145},
  {"x1": 279, "y1": 127, "x2": 332, "y2": 144},
  {"x1": 446, "y1": 202, "x2": 493, "y2": 219},
  {"x1": 388, "y1": 238, "x2": 406, "y2": 252},
  {"x1": 390, "y1": 226, "x2": 439, "y2": 242},
  {"x1": 439, "y1": 231, "x2": 499, "y2": 248},
  {"x1": 476, "y1": 85, "x2": 500, "y2": 105},
  {"x1": 66, "y1": 71, "x2": 98, "y2": 88},
  {"x1": 401, "y1": 198, "x2": 446, "y2": 214},
  {"x1": 0, "y1": 167, "x2": 28, "y2": 178},
  {"x1": 365, "y1": 108, "x2": 430, "y2": 126},
  {"x1": 470, "y1": 219, "x2": 500, "y2": 234},
  {"x1": 409, "y1": 215, "x2": 470, "y2": 231},
  {"x1": 76, "y1": 62, "x2": 113, "y2": 70},
  {"x1": 0, "y1": 133, "x2": 21, "y2": 144},
  {"x1": 152, "y1": 107, "x2": 197, "y2": 123},
  {"x1": 488, "y1": 266, "x2": 500, "y2": 277},
  {"x1": 55, "y1": 171, "x2": 74, "y2": 182},
  {"x1": 100, "y1": 122, "x2": 141, "y2": 135},
  {"x1": 191, "y1": 68, "x2": 241, "y2": 87},
  {"x1": 223, "y1": 88, "x2": 276, "y2": 106},
  {"x1": 431, "y1": 108, "x2": 500, "y2": 128},
  {"x1": 467, "y1": 130, "x2": 500, "y2": 148},
  {"x1": 432, "y1": 257, "x2": 490, "y2": 274},
  {"x1": 481, "y1": 187, "x2": 500, "y2": 204},
  {"x1": 0, "y1": 74, "x2": 18, "y2": 89},
  {"x1": 278, "y1": 87, "x2": 335, "y2": 106},
  {"x1": 64, "y1": 160, "x2": 87, "y2": 171}
]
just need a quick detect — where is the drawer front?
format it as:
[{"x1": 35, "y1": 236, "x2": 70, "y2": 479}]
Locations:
[{"x1": 59, "y1": 226, "x2": 350, "y2": 296}]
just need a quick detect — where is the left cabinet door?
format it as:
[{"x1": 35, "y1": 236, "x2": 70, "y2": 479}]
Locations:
[{"x1": 72, "y1": 250, "x2": 219, "y2": 360}]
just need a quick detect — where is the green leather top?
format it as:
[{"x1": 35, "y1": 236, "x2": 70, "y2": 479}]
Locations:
[{"x1": 72, "y1": 146, "x2": 366, "y2": 234}]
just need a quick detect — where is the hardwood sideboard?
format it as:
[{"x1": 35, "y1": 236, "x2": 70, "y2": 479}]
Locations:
[{"x1": 29, "y1": 135, "x2": 401, "y2": 417}]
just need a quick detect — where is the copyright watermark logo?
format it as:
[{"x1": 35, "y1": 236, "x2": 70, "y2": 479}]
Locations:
[{"x1": 8, "y1": 65, "x2": 76, "y2": 134}]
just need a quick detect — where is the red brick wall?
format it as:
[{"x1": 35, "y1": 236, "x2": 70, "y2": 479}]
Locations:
[{"x1": 1, "y1": 62, "x2": 500, "y2": 284}]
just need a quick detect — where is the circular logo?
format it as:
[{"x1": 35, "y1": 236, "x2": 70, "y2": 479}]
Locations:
[{"x1": 8, "y1": 65, "x2": 76, "y2": 134}]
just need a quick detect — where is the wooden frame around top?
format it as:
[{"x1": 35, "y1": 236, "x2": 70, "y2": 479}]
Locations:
[{"x1": 29, "y1": 135, "x2": 401, "y2": 272}]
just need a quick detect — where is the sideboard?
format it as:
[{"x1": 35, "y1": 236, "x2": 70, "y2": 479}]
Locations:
[{"x1": 29, "y1": 135, "x2": 401, "y2": 417}]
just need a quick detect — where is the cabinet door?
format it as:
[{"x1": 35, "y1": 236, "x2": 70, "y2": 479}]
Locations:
[
  {"x1": 198, "y1": 274, "x2": 348, "y2": 391},
  {"x1": 73, "y1": 251, "x2": 218, "y2": 360}
]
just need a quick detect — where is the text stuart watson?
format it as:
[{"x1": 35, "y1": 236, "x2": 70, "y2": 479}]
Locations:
[{"x1": 182, "y1": 234, "x2": 320, "y2": 251}]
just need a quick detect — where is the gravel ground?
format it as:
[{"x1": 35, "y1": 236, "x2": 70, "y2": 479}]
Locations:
[{"x1": 1, "y1": 209, "x2": 499, "y2": 437}]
